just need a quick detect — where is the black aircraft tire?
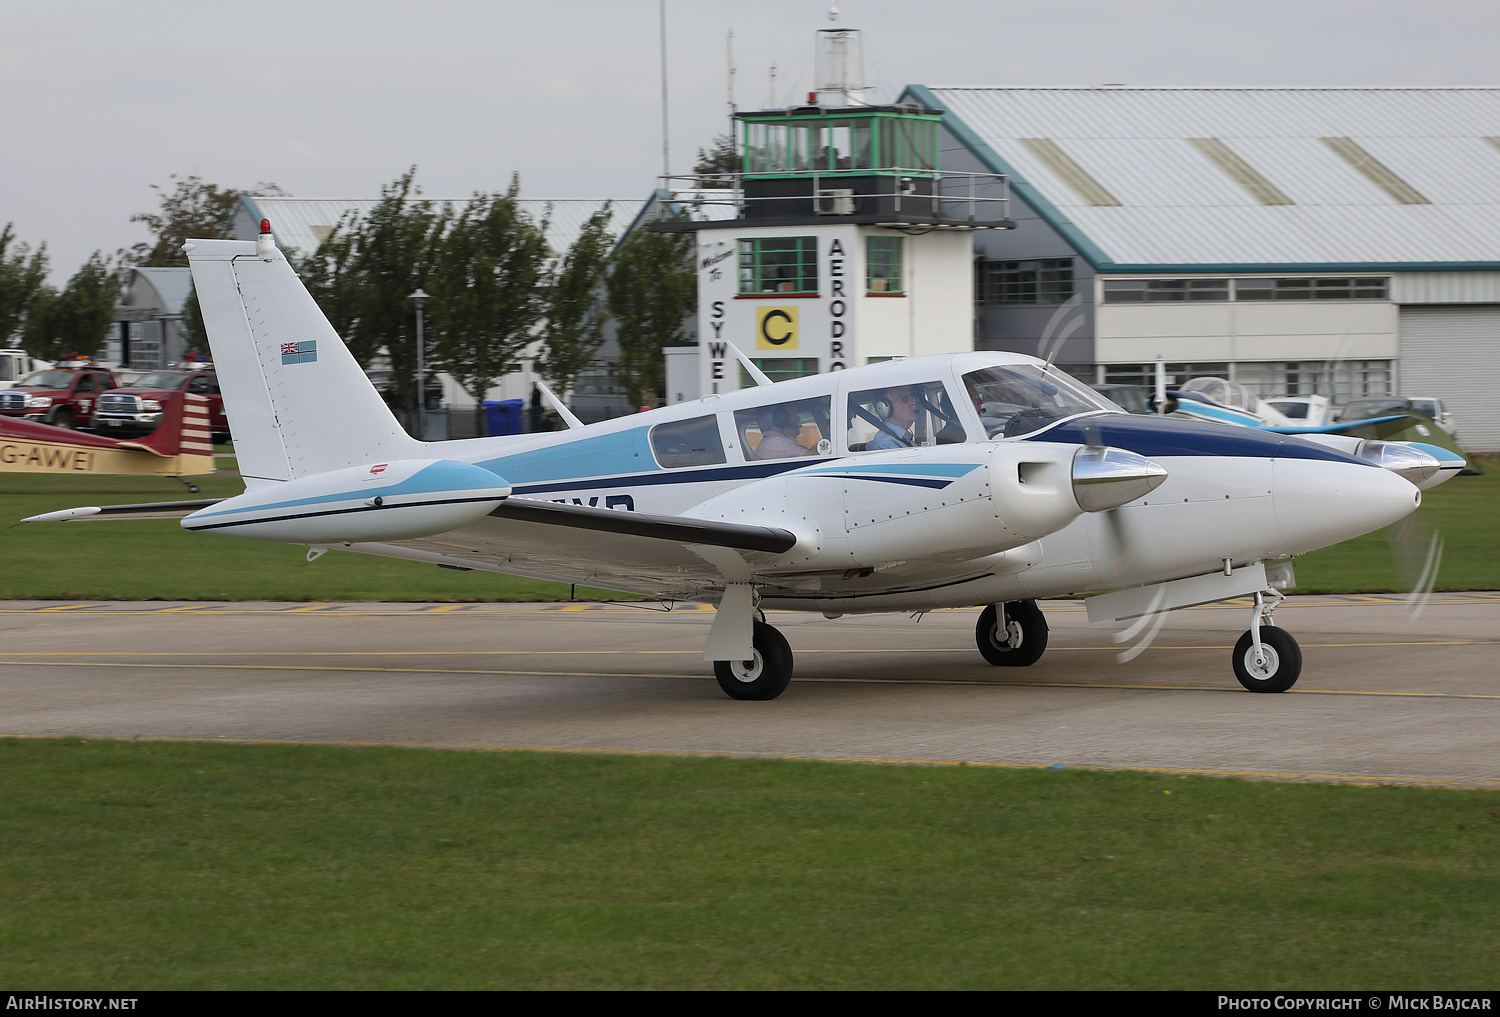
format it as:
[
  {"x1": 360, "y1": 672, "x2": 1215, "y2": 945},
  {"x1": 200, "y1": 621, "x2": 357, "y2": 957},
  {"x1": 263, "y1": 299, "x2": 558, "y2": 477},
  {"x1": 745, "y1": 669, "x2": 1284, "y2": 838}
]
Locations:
[
  {"x1": 714, "y1": 621, "x2": 793, "y2": 701},
  {"x1": 976, "y1": 600, "x2": 1049, "y2": 667},
  {"x1": 1232, "y1": 626, "x2": 1302, "y2": 693}
]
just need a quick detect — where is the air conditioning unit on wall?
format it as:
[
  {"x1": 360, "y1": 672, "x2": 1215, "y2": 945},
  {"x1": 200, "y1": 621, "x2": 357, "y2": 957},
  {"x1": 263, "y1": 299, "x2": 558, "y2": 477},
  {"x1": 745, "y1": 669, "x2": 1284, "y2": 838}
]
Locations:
[{"x1": 815, "y1": 188, "x2": 855, "y2": 215}]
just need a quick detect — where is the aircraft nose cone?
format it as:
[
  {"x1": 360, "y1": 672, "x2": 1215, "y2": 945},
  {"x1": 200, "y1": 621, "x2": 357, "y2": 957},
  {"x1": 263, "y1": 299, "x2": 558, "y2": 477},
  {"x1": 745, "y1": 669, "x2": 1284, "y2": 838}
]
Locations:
[
  {"x1": 1272, "y1": 456, "x2": 1422, "y2": 556},
  {"x1": 1071, "y1": 446, "x2": 1168, "y2": 512}
]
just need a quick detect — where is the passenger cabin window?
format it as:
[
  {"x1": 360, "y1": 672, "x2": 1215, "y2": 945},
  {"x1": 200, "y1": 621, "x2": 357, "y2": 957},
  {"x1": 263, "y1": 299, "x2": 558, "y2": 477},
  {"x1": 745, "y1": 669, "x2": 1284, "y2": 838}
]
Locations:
[
  {"x1": 962, "y1": 365, "x2": 1117, "y2": 438},
  {"x1": 649, "y1": 415, "x2": 727, "y2": 469},
  {"x1": 846, "y1": 381, "x2": 967, "y2": 452},
  {"x1": 734, "y1": 396, "x2": 832, "y2": 462}
]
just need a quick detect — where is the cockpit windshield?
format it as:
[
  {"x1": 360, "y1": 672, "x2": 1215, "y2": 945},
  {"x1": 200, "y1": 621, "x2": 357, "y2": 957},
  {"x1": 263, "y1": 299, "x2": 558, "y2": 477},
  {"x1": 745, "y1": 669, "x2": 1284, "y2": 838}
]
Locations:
[{"x1": 961, "y1": 365, "x2": 1119, "y2": 438}]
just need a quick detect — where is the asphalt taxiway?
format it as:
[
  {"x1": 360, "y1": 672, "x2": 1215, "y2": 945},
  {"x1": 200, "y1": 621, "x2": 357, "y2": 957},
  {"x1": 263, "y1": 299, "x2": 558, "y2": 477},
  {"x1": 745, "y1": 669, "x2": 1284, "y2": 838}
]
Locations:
[{"x1": 2, "y1": 594, "x2": 1497, "y2": 787}]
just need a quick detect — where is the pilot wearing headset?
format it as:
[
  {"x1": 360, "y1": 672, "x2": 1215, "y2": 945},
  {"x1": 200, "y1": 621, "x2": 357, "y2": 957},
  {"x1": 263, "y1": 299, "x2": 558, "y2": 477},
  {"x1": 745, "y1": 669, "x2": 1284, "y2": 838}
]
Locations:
[{"x1": 867, "y1": 385, "x2": 918, "y2": 450}]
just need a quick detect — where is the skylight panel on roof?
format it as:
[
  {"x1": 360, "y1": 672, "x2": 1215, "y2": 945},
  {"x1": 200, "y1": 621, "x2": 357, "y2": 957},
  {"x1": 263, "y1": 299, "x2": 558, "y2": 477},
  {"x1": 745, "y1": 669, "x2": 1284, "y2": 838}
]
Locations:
[
  {"x1": 1018, "y1": 138, "x2": 1121, "y2": 207},
  {"x1": 1487, "y1": 137, "x2": 1500, "y2": 156},
  {"x1": 1188, "y1": 138, "x2": 1294, "y2": 206},
  {"x1": 1321, "y1": 138, "x2": 1430, "y2": 205}
]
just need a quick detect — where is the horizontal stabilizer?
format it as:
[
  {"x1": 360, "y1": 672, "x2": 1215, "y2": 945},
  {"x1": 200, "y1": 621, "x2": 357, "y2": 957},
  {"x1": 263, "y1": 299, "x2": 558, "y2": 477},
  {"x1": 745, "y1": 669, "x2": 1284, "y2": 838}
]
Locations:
[{"x1": 22, "y1": 499, "x2": 225, "y2": 523}]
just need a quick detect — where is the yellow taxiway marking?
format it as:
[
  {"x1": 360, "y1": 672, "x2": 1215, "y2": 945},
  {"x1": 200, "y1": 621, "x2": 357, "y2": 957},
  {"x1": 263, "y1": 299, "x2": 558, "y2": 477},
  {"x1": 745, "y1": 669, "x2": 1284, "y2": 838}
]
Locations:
[
  {"x1": 2, "y1": 658, "x2": 1498, "y2": 700},
  {"x1": 2, "y1": 639, "x2": 1488, "y2": 659},
  {"x1": 2, "y1": 731, "x2": 1495, "y2": 790},
  {"x1": 3, "y1": 595, "x2": 1499, "y2": 618}
]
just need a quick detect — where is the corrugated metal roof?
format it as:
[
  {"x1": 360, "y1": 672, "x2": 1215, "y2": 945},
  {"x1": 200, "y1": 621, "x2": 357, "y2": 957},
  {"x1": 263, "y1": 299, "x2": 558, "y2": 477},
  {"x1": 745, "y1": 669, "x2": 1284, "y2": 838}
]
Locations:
[
  {"x1": 127, "y1": 267, "x2": 194, "y2": 315},
  {"x1": 918, "y1": 87, "x2": 1500, "y2": 269},
  {"x1": 239, "y1": 196, "x2": 639, "y2": 258}
]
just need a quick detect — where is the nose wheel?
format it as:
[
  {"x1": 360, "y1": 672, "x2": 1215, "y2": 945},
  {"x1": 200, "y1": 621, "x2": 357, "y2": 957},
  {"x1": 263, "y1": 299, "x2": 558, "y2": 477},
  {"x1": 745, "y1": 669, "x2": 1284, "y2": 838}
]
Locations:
[
  {"x1": 714, "y1": 620, "x2": 793, "y2": 701},
  {"x1": 976, "y1": 600, "x2": 1049, "y2": 667},
  {"x1": 1233, "y1": 590, "x2": 1301, "y2": 692}
]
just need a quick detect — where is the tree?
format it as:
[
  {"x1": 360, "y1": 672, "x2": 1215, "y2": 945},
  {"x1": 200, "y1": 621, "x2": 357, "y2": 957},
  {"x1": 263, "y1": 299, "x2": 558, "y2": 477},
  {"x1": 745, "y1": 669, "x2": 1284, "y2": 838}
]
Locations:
[
  {"x1": 430, "y1": 178, "x2": 550, "y2": 435},
  {"x1": 694, "y1": 133, "x2": 739, "y2": 186},
  {"x1": 127, "y1": 175, "x2": 282, "y2": 267},
  {"x1": 605, "y1": 225, "x2": 696, "y2": 408},
  {"x1": 0, "y1": 223, "x2": 49, "y2": 345},
  {"x1": 320, "y1": 169, "x2": 447, "y2": 414},
  {"x1": 21, "y1": 254, "x2": 118, "y2": 362},
  {"x1": 292, "y1": 208, "x2": 365, "y2": 356},
  {"x1": 536, "y1": 203, "x2": 614, "y2": 400}
]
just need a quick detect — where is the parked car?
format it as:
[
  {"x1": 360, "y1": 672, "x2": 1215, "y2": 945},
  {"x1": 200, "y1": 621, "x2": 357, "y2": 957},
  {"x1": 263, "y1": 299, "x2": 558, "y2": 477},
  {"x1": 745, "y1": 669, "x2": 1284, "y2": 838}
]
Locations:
[
  {"x1": 0, "y1": 350, "x2": 52, "y2": 390},
  {"x1": 1338, "y1": 396, "x2": 1457, "y2": 438},
  {"x1": 92, "y1": 369, "x2": 228, "y2": 439},
  {"x1": 0, "y1": 368, "x2": 119, "y2": 429}
]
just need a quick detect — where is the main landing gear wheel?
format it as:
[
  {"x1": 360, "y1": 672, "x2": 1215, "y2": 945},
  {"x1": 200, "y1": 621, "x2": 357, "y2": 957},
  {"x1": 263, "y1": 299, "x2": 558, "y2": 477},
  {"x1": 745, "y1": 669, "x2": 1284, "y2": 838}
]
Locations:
[
  {"x1": 714, "y1": 620, "x2": 793, "y2": 701},
  {"x1": 976, "y1": 600, "x2": 1048, "y2": 667},
  {"x1": 1232, "y1": 626, "x2": 1302, "y2": 693}
]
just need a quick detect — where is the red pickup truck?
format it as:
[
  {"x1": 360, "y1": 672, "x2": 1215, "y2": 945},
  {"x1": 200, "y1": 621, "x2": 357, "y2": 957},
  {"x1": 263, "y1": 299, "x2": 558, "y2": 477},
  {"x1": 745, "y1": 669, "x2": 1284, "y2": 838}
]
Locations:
[
  {"x1": 92, "y1": 369, "x2": 228, "y2": 439},
  {"x1": 0, "y1": 368, "x2": 120, "y2": 429}
]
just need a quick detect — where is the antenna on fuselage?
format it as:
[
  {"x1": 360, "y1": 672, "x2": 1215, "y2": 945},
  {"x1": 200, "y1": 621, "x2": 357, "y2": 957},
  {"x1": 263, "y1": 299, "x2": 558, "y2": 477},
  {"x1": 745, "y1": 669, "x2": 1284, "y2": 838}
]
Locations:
[
  {"x1": 534, "y1": 379, "x2": 584, "y2": 430},
  {"x1": 723, "y1": 340, "x2": 773, "y2": 387}
]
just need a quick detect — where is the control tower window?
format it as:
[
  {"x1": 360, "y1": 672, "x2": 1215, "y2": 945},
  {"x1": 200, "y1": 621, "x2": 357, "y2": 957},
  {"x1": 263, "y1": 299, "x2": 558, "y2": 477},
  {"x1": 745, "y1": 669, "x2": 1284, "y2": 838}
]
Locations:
[
  {"x1": 738, "y1": 237, "x2": 818, "y2": 295},
  {"x1": 866, "y1": 237, "x2": 904, "y2": 294}
]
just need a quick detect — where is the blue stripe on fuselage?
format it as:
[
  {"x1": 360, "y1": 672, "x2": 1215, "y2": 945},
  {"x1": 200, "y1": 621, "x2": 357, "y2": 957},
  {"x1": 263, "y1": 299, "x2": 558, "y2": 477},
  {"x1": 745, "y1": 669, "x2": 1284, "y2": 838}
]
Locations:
[
  {"x1": 1027, "y1": 413, "x2": 1373, "y2": 465},
  {"x1": 506, "y1": 457, "x2": 813, "y2": 496},
  {"x1": 476, "y1": 428, "x2": 660, "y2": 485}
]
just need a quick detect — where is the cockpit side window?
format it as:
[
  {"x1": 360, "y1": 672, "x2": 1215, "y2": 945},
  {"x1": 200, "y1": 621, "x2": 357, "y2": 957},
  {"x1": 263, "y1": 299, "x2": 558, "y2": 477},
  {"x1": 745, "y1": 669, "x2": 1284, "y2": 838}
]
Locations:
[
  {"x1": 846, "y1": 380, "x2": 968, "y2": 452},
  {"x1": 649, "y1": 415, "x2": 727, "y2": 469},
  {"x1": 734, "y1": 396, "x2": 832, "y2": 461},
  {"x1": 962, "y1": 365, "x2": 1117, "y2": 438}
]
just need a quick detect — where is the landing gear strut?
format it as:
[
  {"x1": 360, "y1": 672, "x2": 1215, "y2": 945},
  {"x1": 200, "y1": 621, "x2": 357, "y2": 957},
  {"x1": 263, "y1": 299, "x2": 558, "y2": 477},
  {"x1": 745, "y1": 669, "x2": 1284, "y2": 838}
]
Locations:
[
  {"x1": 714, "y1": 620, "x2": 793, "y2": 701},
  {"x1": 1233, "y1": 589, "x2": 1301, "y2": 692},
  {"x1": 976, "y1": 600, "x2": 1049, "y2": 667}
]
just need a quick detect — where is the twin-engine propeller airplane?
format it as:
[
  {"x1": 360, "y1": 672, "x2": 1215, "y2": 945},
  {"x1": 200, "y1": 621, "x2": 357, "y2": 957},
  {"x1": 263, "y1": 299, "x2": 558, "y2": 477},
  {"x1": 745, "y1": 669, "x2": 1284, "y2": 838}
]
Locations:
[{"x1": 22, "y1": 225, "x2": 1456, "y2": 700}]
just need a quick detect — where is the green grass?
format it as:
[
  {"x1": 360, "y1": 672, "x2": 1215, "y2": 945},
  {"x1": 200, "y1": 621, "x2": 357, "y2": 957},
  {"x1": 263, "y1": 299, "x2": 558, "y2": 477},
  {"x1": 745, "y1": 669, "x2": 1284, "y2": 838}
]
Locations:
[
  {"x1": 1, "y1": 458, "x2": 1496, "y2": 601},
  {"x1": 1, "y1": 738, "x2": 1496, "y2": 989},
  {"x1": 0, "y1": 472, "x2": 629, "y2": 602}
]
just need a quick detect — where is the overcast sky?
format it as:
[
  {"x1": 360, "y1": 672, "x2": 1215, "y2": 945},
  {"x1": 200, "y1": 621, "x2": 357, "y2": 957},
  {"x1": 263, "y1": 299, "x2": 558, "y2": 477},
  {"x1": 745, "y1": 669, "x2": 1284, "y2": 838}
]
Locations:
[{"x1": 3, "y1": 0, "x2": 1496, "y2": 284}]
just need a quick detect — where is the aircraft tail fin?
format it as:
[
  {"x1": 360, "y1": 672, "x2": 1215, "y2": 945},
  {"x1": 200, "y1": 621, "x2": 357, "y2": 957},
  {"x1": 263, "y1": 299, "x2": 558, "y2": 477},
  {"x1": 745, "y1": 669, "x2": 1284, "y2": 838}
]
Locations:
[{"x1": 183, "y1": 233, "x2": 422, "y2": 483}]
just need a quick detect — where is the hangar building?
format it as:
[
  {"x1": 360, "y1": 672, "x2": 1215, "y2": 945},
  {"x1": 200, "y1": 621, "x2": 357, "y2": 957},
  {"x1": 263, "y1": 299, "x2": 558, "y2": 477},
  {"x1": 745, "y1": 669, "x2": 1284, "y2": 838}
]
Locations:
[{"x1": 909, "y1": 86, "x2": 1500, "y2": 450}]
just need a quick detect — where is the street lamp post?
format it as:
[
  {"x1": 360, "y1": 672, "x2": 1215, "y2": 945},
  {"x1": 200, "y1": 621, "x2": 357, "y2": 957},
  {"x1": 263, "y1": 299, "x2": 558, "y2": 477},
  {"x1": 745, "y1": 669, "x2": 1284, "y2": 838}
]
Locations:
[{"x1": 409, "y1": 288, "x2": 429, "y2": 439}]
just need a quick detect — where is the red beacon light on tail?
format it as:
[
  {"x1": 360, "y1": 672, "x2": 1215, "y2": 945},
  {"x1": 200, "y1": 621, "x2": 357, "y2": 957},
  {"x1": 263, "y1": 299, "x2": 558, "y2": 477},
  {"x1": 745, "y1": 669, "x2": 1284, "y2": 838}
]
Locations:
[{"x1": 257, "y1": 219, "x2": 276, "y2": 261}]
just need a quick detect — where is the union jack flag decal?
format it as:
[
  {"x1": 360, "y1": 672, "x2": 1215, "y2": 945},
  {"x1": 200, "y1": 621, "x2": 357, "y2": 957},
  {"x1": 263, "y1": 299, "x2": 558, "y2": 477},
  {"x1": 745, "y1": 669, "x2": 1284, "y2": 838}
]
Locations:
[{"x1": 280, "y1": 340, "x2": 318, "y2": 365}]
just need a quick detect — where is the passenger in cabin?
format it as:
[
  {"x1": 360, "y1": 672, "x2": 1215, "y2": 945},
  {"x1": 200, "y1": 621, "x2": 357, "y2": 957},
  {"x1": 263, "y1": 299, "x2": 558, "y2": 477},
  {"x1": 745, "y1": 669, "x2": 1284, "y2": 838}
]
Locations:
[
  {"x1": 867, "y1": 386, "x2": 918, "y2": 450},
  {"x1": 754, "y1": 404, "x2": 811, "y2": 460}
]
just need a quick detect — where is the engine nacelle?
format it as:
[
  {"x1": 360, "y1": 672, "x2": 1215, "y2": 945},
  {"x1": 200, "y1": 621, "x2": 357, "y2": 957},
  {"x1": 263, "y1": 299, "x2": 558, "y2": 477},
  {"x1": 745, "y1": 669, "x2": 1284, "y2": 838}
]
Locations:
[
  {"x1": 182, "y1": 459, "x2": 510, "y2": 543},
  {"x1": 685, "y1": 442, "x2": 1164, "y2": 571}
]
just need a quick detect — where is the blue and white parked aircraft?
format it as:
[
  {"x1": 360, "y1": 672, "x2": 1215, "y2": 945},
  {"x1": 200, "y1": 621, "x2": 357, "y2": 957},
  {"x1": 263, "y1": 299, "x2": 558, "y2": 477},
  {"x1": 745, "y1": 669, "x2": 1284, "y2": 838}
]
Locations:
[{"x1": 25, "y1": 226, "x2": 1458, "y2": 700}]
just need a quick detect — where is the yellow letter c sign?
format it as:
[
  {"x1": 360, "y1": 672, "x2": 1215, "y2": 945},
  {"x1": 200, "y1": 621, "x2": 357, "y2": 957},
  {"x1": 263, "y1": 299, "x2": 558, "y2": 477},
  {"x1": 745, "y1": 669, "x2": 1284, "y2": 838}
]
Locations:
[{"x1": 756, "y1": 306, "x2": 799, "y2": 350}]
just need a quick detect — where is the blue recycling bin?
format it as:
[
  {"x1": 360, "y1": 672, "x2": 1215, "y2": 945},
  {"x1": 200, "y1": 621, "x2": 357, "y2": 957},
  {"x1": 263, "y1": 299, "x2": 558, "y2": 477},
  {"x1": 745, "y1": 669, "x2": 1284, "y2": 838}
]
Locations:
[{"x1": 482, "y1": 398, "x2": 524, "y2": 436}]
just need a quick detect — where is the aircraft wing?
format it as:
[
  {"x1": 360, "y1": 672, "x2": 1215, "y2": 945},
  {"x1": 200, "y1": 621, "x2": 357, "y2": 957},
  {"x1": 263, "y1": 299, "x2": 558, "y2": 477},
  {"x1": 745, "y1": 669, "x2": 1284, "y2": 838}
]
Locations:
[
  {"x1": 1267, "y1": 414, "x2": 1478, "y2": 472},
  {"x1": 365, "y1": 498, "x2": 803, "y2": 594},
  {"x1": 490, "y1": 498, "x2": 797, "y2": 553}
]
